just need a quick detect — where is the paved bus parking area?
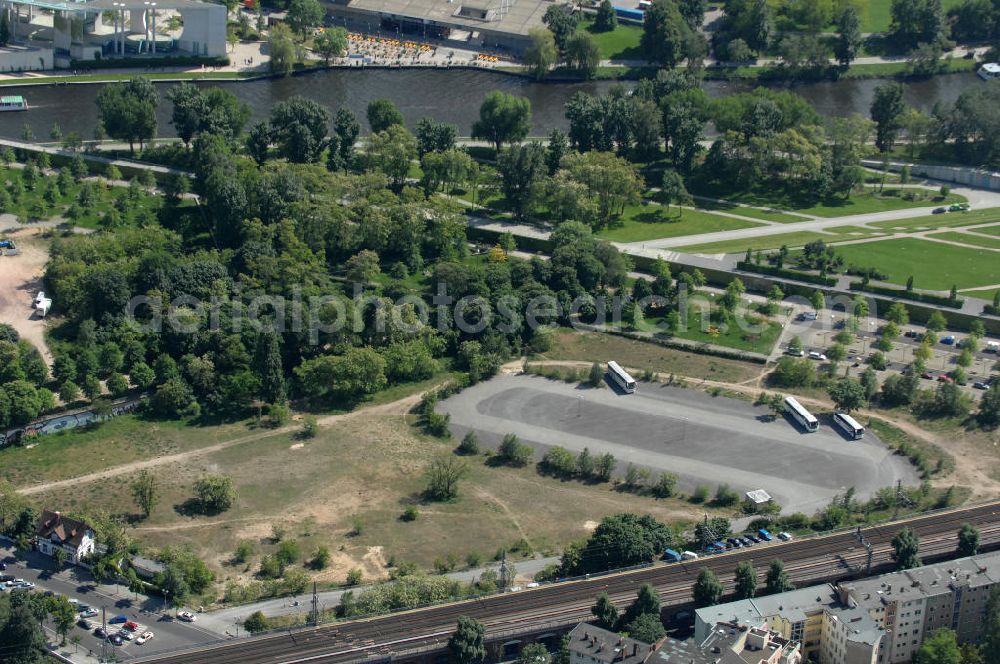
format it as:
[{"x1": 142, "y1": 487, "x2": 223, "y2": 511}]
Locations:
[{"x1": 438, "y1": 374, "x2": 920, "y2": 515}]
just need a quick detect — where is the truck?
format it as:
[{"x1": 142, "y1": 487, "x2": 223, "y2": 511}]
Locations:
[{"x1": 663, "y1": 548, "x2": 682, "y2": 563}]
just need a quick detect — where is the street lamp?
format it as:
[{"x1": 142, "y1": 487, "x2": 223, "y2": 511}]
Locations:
[{"x1": 150, "y1": 3, "x2": 157, "y2": 54}]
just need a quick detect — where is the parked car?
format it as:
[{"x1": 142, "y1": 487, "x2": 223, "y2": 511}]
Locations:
[
  {"x1": 109, "y1": 615, "x2": 128, "y2": 624},
  {"x1": 949, "y1": 203, "x2": 970, "y2": 212},
  {"x1": 0, "y1": 562, "x2": 6, "y2": 570},
  {"x1": 739, "y1": 537, "x2": 753, "y2": 546},
  {"x1": 746, "y1": 534, "x2": 761, "y2": 544},
  {"x1": 904, "y1": 330, "x2": 921, "y2": 338},
  {"x1": 974, "y1": 381, "x2": 989, "y2": 390},
  {"x1": 136, "y1": 631, "x2": 154, "y2": 645},
  {"x1": 778, "y1": 532, "x2": 794, "y2": 541},
  {"x1": 177, "y1": 611, "x2": 197, "y2": 622},
  {"x1": 118, "y1": 629, "x2": 134, "y2": 641},
  {"x1": 79, "y1": 608, "x2": 98, "y2": 618},
  {"x1": 921, "y1": 371, "x2": 935, "y2": 380},
  {"x1": 124, "y1": 621, "x2": 140, "y2": 632},
  {"x1": 727, "y1": 537, "x2": 742, "y2": 548},
  {"x1": 941, "y1": 335, "x2": 956, "y2": 345},
  {"x1": 808, "y1": 351, "x2": 827, "y2": 361},
  {"x1": 933, "y1": 207, "x2": 948, "y2": 214},
  {"x1": 109, "y1": 634, "x2": 124, "y2": 646},
  {"x1": 94, "y1": 627, "x2": 107, "y2": 639},
  {"x1": 786, "y1": 348, "x2": 805, "y2": 357},
  {"x1": 938, "y1": 374, "x2": 954, "y2": 383},
  {"x1": 757, "y1": 528, "x2": 774, "y2": 542},
  {"x1": 78, "y1": 619, "x2": 93, "y2": 630}
]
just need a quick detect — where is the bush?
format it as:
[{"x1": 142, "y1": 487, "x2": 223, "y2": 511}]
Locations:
[
  {"x1": 736, "y1": 261, "x2": 838, "y2": 286},
  {"x1": 713, "y1": 483, "x2": 740, "y2": 507},
  {"x1": 691, "y1": 485, "x2": 710, "y2": 503},
  {"x1": 401, "y1": 505, "x2": 419, "y2": 522},
  {"x1": 496, "y1": 433, "x2": 533, "y2": 466},
  {"x1": 346, "y1": 568, "x2": 363, "y2": 586},
  {"x1": 276, "y1": 539, "x2": 300, "y2": 566},
  {"x1": 456, "y1": 431, "x2": 480, "y2": 455},
  {"x1": 539, "y1": 446, "x2": 577, "y2": 478}
]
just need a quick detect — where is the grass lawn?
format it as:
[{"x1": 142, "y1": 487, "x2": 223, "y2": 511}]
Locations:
[
  {"x1": 597, "y1": 204, "x2": 762, "y2": 243},
  {"x1": 863, "y1": 0, "x2": 964, "y2": 32},
  {"x1": 827, "y1": 237, "x2": 1000, "y2": 290},
  {"x1": 579, "y1": 18, "x2": 643, "y2": 61},
  {"x1": 927, "y1": 231, "x2": 1000, "y2": 251},
  {"x1": 678, "y1": 231, "x2": 841, "y2": 255},
  {"x1": 869, "y1": 208, "x2": 1000, "y2": 231},
  {"x1": 533, "y1": 329, "x2": 764, "y2": 383},
  {"x1": 963, "y1": 287, "x2": 1000, "y2": 301},
  {"x1": 693, "y1": 198, "x2": 807, "y2": 223},
  {"x1": 31, "y1": 409, "x2": 714, "y2": 589},
  {"x1": 609, "y1": 308, "x2": 782, "y2": 354},
  {"x1": 823, "y1": 225, "x2": 891, "y2": 237},
  {"x1": 968, "y1": 224, "x2": 1000, "y2": 237},
  {"x1": 794, "y1": 190, "x2": 965, "y2": 218}
]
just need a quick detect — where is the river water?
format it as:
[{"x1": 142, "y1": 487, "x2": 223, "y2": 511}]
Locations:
[{"x1": 0, "y1": 68, "x2": 979, "y2": 139}]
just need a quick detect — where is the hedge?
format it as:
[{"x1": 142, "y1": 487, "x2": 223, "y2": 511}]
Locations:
[
  {"x1": 71, "y1": 55, "x2": 230, "y2": 70},
  {"x1": 848, "y1": 282, "x2": 965, "y2": 309},
  {"x1": 735, "y1": 261, "x2": 838, "y2": 287},
  {"x1": 984, "y1": 305, "x2": 1000, "y2": 316}
]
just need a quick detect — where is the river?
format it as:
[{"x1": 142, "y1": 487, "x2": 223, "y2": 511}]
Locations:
[{"x1": 0, "y1": 68, "x2": 979, "y2": 139}]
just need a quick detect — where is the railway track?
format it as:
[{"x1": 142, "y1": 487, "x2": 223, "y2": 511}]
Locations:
[{"x1": 138, "y1": 502, "x2": 1000, "y2": 664}]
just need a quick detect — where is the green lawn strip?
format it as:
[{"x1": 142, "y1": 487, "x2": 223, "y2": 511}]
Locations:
[
  {"x1": 578, "y1": 18, "x2": 643, "y2": 61},
  {"x1": 862, "y1": 0, "x2": 964, "y2": 32},
  {"x1": 604, "y1": 308, "x2": 782, "y2": 354},
  {"x1": 823, "y1": 225, "x2": 891, "y2": 238},
  {"x1": 967, "y1": 223, "x2": 1000, "y2": 237},
  {"x1": 794, "y1": 190, "x2": 965, "y2": 218},
  {"x1": 596, "y1": 204, "x2": 762, "y2": 243},
  {"x1": 962, "y1": 287, "x2": 1000, "y2": 300},
  {"x1": 678, "y1": 231, "x2": 841, "y2": 255},
  {"x1": 926, "y1": 231, "x2": 1000, "y2": 251},
  {"x1": 869, "y1": 208, "x2": 1000, "y2": 231},
  {"x1": 822, "y1": 237, "x2": 1000, "y2": 290},
  {"x1": 692, "y1": 197, "x2": 807, "y2": 223}
]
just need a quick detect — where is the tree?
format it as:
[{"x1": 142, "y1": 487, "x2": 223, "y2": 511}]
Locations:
[
  {"x1": 0, "y1": 11, "x2": 8, "y2": 46},
  {"x1": 287, "y1": 0, "x2": 324, "y2": 36},
  {"x1": 886, "y1": 302, "x2": 910, "y2": 325},
  {"x1": 892, "y1": 527, "x2": 921, "y2": 570},
  {"x1": 415, "y1": 118, "x2": 458, "y2": 156},
  {"x1": 834, "y1": 7, "x2": 862, "y2": 66},
  {"x1": 927, "y1": 310, "x2": 947, "y2": 333},
  {"x1": 957, "y1": 523, "x2": 979, "y2": 557},
  {"x1": 424, "y1": 456, "x2": 468, "y2": 501},
  {"x1": 828, "y1": 378, "x2": 866, "y2": 412},
  {"x1": 366, "y1": 98, "x2": 405, "y2": 134},
  {"x1": 167, "y1": 82, "x2": 203, "y2": 146},
  {"x1": 626, "y1": 612, "x2": 666, "y2": 643},
  {"x1": 313, "y1": 27, "x2": 348, "y2": 63},
  {"x1": 195, "y1": 474, "x2": 237, "y2": 513},
  {"x1": 660, "y1": 169, "x2": 692, "y2": 216},
  {"x1": 244, "y1": 611, "x2": 269, "y2": 634},
  {"x1": 524, "y1": 27, "x2": 558, "y2": 79},
  {"x1": 59, "y1": 380, "x2": 80, "y2": 403},
  {"x1": 95, "y1": 77, "x2": 159, "y2": 154},
  {"x1": 518, "y1": 643, "x2": 552, "y2": 664},
  {"x1": 449, "y1": 616, "x2": 486, "y2": 664},
  {"x1": 870, "y1": 83, "x2": 906, "y2": 153},
  {"x1": 765, "y1": 559, "x2": 794, "y2": 594},
  {"x1": 860, "y1": 368, "x2": 879, "y2": 403},
  {"x1": 497, "y1": 141, "x2": 546, "y2": 219},
  {"x1": 254, "y1": 330, "x2": 285, "y2": 404},
  {"x1": 734, "y1": 561, "x2": 758, "y2": 599},
  {"x1": 982, "y1": 587, "x2": 1000, "y2": 664},
  {"x1": 693, "y1": 568, "x2": 723, "y2": 607},
  {"x1": 620, "y1": 583, "x2": 661, "y2": 629},
  {"x1": 48, "y1": 594, "x2": 77, "y2": 645},
  {"x1": 595, "y1": 0, "x2": 617, "y2": 31},
  {"x1": 978, "y1": 384, "x2": 1000, "y2": 429},
  {"x1": 497, "y1": 433, "x2": 533, "y2": 466},
  {"x1": 269, "y1": 23, "x2": 298, "y2": 76},
  {"x1": 270, "y1": 95, "x2": 330, "y2": 163},
  {"x1": 915, "y1": 629, "x2": 961, "y2": 664},
  {"x1": 591, "y1": 592, "x2": 618, "y2": 630},
  {"x1": 565, "y1": 32, "x2": 600, "y2": 78},
  {"x1": 562, "y1": 513, "x2": 673, "y2": 575},
  {"x1": 642, "y1": 0, "x2": 690, "y2": 66},
  {"x1": 542, "y1": 4, "x2": 579, "y2": 51},
  {"x1": 472, "y1": 91, "x2": 532, "y2": 152},
  {"x1": 246, "y1": 121, "x2": 271, "y2": 165},
  {"x1": 131, "y1": 469, "x2": 159, "y2": 518}
]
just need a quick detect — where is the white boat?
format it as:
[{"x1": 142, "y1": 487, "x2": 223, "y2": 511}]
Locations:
[
  {"x1": 978, "y1": 63, "x2": 1000, "y2": 81},
  {"x1": 0, "y1": 95, "x2": 27, "y2": 112}
]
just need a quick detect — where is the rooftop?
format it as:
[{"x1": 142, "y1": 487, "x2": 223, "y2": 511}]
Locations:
[
  {"x1": 655, "y1": 622, "x2": 801, "y2": 664},
  {"x1": 35, "y1": 510, "x2": 93, "y2": 548},
  {"x1": 567, "y1": 623, "x2": 658, "y2": 664},
  {"x1": 696, "y1": 584, "x2": 842, "y2": 628},
  {"x1": 345, "y1": 0, "x2": 566, "y2": 36}
]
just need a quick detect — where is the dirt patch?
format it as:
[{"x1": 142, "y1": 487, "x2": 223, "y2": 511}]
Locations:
[
  {"x1": 289, "y1": 443, "x2": 305, "y2": 450},
  {"x1": 0, "y1": 230, "x2": 52, "y2": 364},
  {"x1": 583, "y1": 520, "x2": 599, "y2": 532}
]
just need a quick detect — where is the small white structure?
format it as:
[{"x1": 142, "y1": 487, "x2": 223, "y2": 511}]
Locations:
[
  {"x1": 35, "y1": 510, "x2": 96, "y2": 564},
  {"x1": 745, "y1": 489, "x2": 772, "y2": 506},
  {"x1": 979, "y1": 63, "x2": 1000, "y2": 80},
  {"x1": 34, "y1": 291, "x2": 51, "y2": 317}
]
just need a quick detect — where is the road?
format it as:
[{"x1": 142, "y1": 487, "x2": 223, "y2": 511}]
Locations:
[{"x1": 134, "y1": 502, "x2": 1000, "y2": 664}]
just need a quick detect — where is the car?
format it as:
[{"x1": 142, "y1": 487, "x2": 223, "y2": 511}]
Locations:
[
  {"x1": 94, "y1": 627, "x2": 107, "y2": 639},
  {"x1": 797, "y1": 312, "x2": 818, "y2": 322},
  {"x1": 79, "y1": 608, "x2": 98, "y2": 618},
  {"x1": 778, "y1": 532, "x2": 793, "y2": 541},
  {"x1": 108, "y1": 634, "x2": 124, "y2": 646},
  {"x1": 136, "y1": 631, "x2": 154, "y2": 645},
  {"x1": 17, "y1": 581, "x2": 34, "y2": 589},
  {"x1": 118, "y1": 629, "x2": 134, "y2": 641},
  {"x1": 933, "y1": 206, "x2": 948, "y2": 214},
  {"x1": 78, "y1": 619, "x2": 93, "y2": 630},
  {"x1": 949, "y1": 203, "x2": 970, "y2": 212},
  {"x1": 0, "y1": 562, "x2": 5, "y2": 570},
  {"x1": 941, "y1": 335, "x2": 957, "y2": 345},
  {"x1": 726, "y1": 537, "x2": 742, "y2": 548},
  {"x1": 124, "y1": 621, "x2": 140, "y2": 632},
  {"x1": 177, "y1": 611, "x2": 197, "y2": 622},
  {"x1": 758, "y1": 529, "x2": 774, "y2": 542},
  {"x1": 904, "y1": 330, "x2": 920, "y2": 338},
  {"x1": 109, "y1": 615, "x2": 128, "y2": 624},
  {"x1": 938, "y1": 374, "x2": 954, "y2": 383},
  {"x1": 974, "y1": 381, "x2": 989, "y2": 390},
  {"x1": 739, "y1": 537, "x2": 753, "y2": 546},
  {"x1": 921, "y1": 371, "x2": 935, "y2": 380},
  {"x1": 808, "y1": 351, "x2": 827, "y2": 361},
  {"x1": 746, "y1": 534, "x2": 761, "y2": 543},
  {"x1": 785, "y1": 348, "x2": 805, "y2": 357}
]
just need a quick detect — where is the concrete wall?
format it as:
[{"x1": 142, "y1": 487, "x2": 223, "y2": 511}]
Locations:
[
  {"x1": 862, "y1": 158, "x2": 1000, "y2": 191},
  {"x1": 176, "y1": 2, "x2": 227, "y2": 56},
  {"x1": 0, "y1": 45, "x2": 53, "y2": 71}
]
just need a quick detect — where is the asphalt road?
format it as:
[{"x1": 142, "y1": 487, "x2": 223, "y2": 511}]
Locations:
[
  {"x1": 438, "y1": 374, "x2": 919, "y2": 515},
  {"x1": 0, "y1": 546, "x2": 224, "y2": 661}
]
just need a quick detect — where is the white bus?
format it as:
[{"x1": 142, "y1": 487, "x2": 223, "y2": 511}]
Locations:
[
  {"x1": 607, "y1": 361, "x2": 637, "y2": 393},
  {"x1": 833, "y1": 412, "x2": 865, "y2": 440},
  {"x1": 784, "y1": 396, "x2": 818, "y2": 432}
]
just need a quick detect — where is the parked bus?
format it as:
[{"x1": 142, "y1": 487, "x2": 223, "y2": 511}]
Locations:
[
  {"x1": 607, "y1": 361, "x2": 637, "y2": 393},
  {"x1": 784, "y1": 396, "x2": 818, "y2": 432},
  {"x1": 832, "y1": 412, "x2": 865, "y2": 440}
]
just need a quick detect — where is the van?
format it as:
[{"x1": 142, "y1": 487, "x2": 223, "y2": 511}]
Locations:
[
  {"x1": 986, "y1": 341, "x2": 1000, "y2": 353},
  {"x1": 681, "y1": 551, "x2": 699, "y2": 561}
]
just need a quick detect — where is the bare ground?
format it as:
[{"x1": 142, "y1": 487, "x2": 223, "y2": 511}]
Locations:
[{"x1": 0, "y1": 229, "x2": 52, "y2": 364}]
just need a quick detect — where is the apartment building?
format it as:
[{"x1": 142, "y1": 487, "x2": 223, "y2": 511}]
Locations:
[{"x1": 654, "y1": 621, "x2": 802, "y2": 664}]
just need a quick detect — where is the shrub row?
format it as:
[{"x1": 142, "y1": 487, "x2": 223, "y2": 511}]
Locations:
[
  {"x1": 606, "y1": 328, "x2": 768, "y2": 365},
  {"x1": 736, "y1": 261, "x2": 838, "y2": 287},
  {"x1": 848, "y1": 282, "x2": 964, "y2": 309},
  {"x1": 71, "y1": 55, "x2": 230, "y2": 69}
]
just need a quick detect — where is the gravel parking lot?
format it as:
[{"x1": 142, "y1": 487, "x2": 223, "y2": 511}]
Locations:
[{"x1": 439, "y1": 374, "x2": 920, "y2": 515}]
